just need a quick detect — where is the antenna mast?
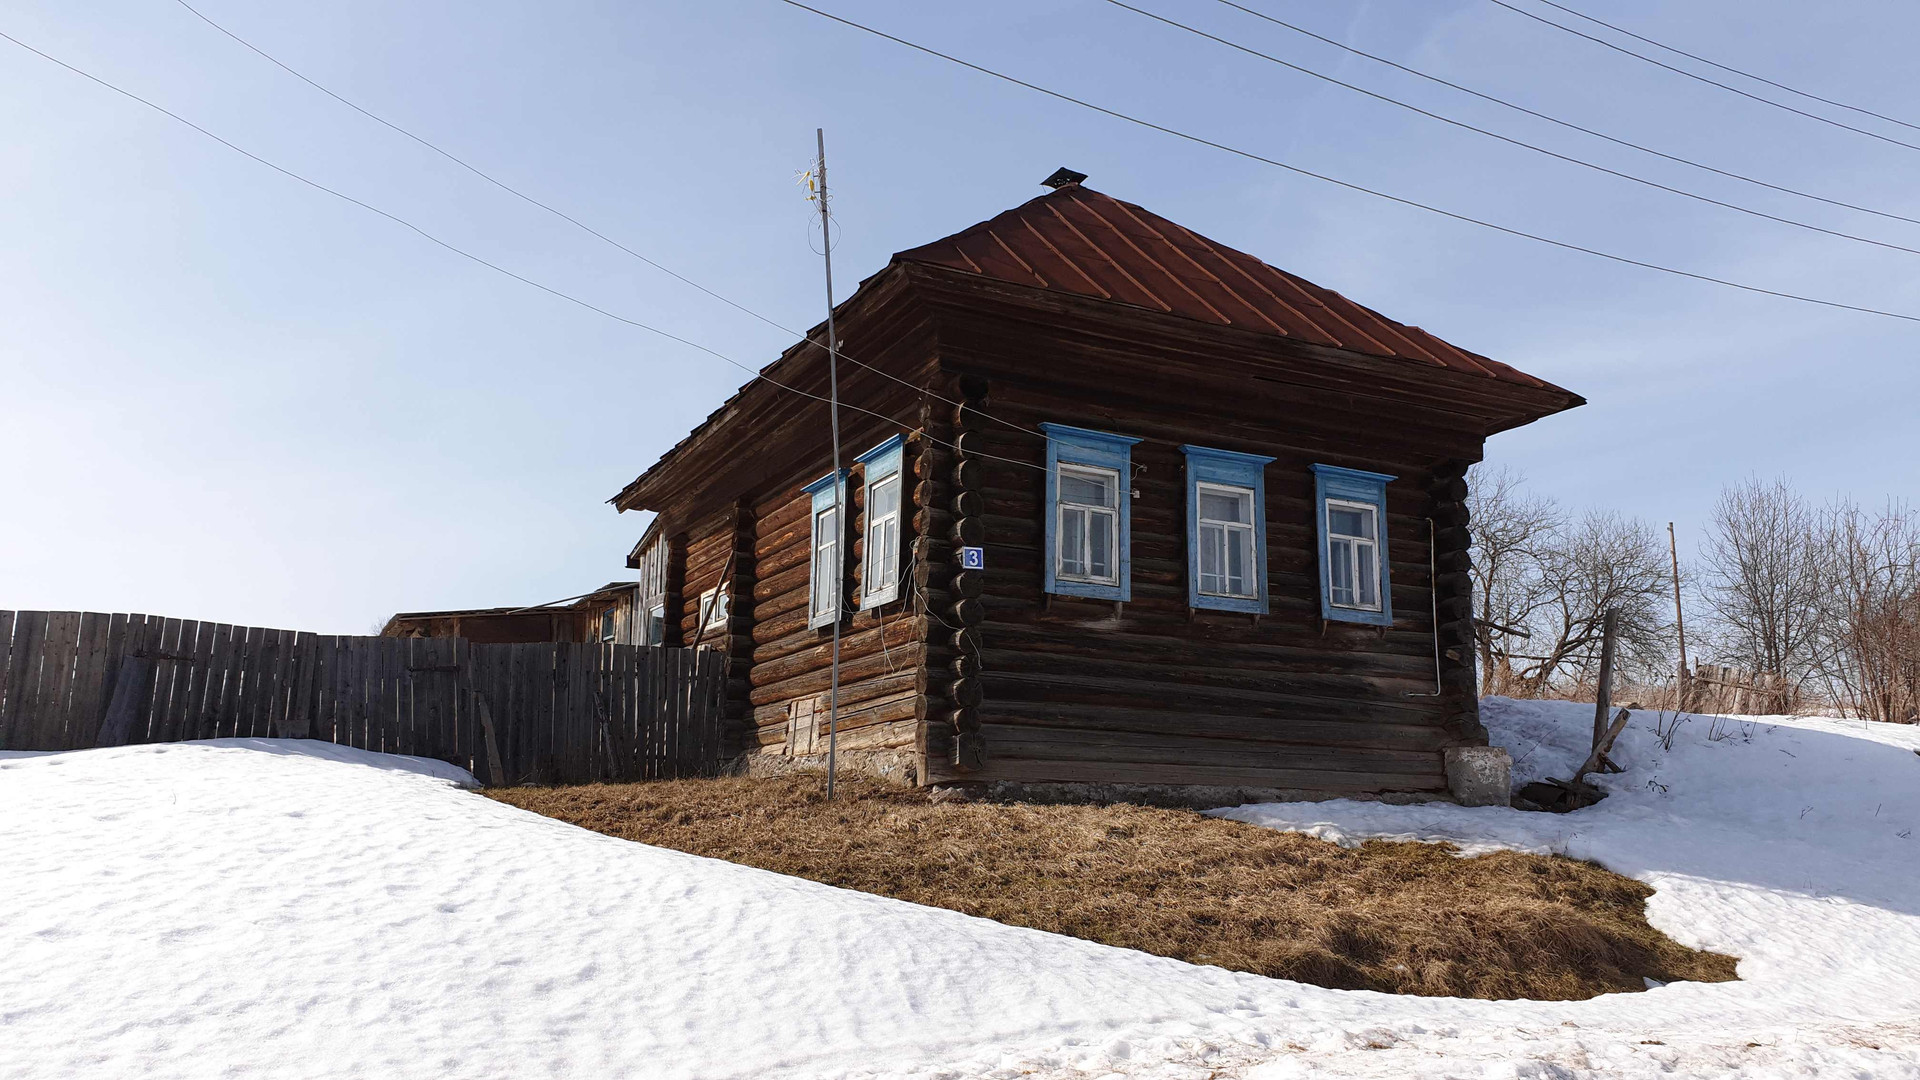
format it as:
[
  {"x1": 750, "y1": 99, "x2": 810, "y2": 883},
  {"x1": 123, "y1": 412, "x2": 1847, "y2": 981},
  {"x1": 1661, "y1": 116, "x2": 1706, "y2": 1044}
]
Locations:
[{"x1": 815, "y1": 128, "x2": 844, "y2": 800}]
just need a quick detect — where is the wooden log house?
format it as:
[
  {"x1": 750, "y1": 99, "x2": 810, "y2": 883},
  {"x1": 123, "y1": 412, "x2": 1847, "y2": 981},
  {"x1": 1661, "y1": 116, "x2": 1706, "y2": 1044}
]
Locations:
[{"x1": 610, "y1": 171, "x2": 1582, "y2": 800}]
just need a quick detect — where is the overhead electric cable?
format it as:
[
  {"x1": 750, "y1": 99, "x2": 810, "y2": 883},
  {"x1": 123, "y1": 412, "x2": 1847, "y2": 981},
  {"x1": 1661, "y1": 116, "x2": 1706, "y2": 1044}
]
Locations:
[
  {"x1": 0, "y1": 28, "x2": 1047, "y2": 473},
  {"x1": 770, "y1": 0, "x2": 1920, "y2": 324},
  {"x1": 1485, "y1": 0, "x2": 1920, "y2": 154},
  {"x1": 1207, "y1": 0, "x2": 1920, "y2": 229},
  {"x1": 1100, "y1": 0, "x2": 1920, "y2": 257},
  {"x1": 168, "y1": 0, "x2": 1050, "y2": 446},
  {"x1": 1528, "y1": 0, "x2": 1920, "y2": 136}
]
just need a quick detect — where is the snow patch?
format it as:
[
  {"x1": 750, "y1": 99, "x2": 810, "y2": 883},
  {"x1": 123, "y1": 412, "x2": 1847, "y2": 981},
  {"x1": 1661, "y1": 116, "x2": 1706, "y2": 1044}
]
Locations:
[{"x1": 2, "y1": 707, "x2": 1917, "y2": 1079}]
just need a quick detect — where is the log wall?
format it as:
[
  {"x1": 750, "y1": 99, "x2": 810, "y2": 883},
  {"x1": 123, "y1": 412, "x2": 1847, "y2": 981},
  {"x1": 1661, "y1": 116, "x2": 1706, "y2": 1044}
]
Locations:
[{"x1": 927, "y1": 290, "x2": 1497, "y2": 795}]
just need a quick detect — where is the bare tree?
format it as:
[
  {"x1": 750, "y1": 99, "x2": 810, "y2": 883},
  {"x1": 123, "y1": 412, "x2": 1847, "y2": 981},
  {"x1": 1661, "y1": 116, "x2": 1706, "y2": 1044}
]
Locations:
[
  {"x1": 1516, "y1": 510, "x2": 1674, "y2": 694},
  {"x1": 1699, "y1": 479, "x2": 1831, "y2": 681},
  {"x1": 1817, "y1": 501, "x2": 1920, "y2": 722},
  {"x1": 1465, "y1": 464, "x2": 1562, "y2": 695}
]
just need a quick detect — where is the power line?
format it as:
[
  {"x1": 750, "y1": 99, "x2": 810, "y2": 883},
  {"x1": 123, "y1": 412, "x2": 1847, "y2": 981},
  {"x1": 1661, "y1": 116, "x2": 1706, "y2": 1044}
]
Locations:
[
  {"x1": 168, "y1": 0, "x2": 1052, "y2": 448},
  {"x1": 1100, "y1": 0, "x2": 1920, "y2": 258},
  {"x1": 0, "y1": 28, "x2": 1048, "y2": 476},
  {"x1": 1528, "y1": 0, "x2": 1920, "y2": 136},
  {"x1": 1208, "y1": 0, "x2": 1920, "y2": 230},
  {"x1": 1484, "y1": 0, "x2": 1920, "y2": 155},
  {"x1": 772, "y1": 0, "x2": 1920, "y2": 324}
]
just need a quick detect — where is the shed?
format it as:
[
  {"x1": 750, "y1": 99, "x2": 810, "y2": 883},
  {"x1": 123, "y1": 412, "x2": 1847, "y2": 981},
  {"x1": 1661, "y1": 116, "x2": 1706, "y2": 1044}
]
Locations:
[
  {"x1": 382, "y1": 581, "x2": 645, "y2": 645},
  {"x1": 610, "y1": 173, "x2": 1581, "y2": 800}
]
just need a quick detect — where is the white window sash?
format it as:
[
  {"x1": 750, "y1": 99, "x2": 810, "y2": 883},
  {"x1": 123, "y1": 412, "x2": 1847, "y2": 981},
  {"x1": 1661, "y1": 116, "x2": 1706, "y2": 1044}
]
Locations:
[
  {"x1": 862, "y1": 472, "x2": 902, "y2": 608},
  {"x1": 1055, "y1": 463, "x2": 1121, "y2": 586},
  {"x1": 810, "y1": 505, "x2": 841, "y2": 624},
  {"x1": 1324, "y1": 498, "x2": 1382, "y2": 612},
  {"x1": 1195, "y1": 482, "x2": 1257, "y2": 599}
]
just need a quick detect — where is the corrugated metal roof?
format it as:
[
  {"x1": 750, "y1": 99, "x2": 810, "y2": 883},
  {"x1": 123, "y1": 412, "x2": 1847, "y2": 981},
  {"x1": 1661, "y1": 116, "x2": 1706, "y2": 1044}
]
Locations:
[{"x1": 893, "y1": 181, "x2": 1554, "y2": 390}]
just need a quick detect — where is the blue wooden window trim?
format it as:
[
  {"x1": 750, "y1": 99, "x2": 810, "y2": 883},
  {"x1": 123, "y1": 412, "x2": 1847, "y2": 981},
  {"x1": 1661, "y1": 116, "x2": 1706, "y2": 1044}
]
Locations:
[
  {"x1": 1180, "y1": 445, "x2": 1276, "y2": 614},
  {"x1": 804, "y1": 470, "x2": 848, "y2": 629},
  {"x1": 1311, "y1": 463, "x2": 1396, "y2": 626},
  {"x1": 854, "y1": 435, "x2": 905, "y2": 610},
  {"x1": 1040, "y1": 422, "x2": 1141, "y2": 602}
]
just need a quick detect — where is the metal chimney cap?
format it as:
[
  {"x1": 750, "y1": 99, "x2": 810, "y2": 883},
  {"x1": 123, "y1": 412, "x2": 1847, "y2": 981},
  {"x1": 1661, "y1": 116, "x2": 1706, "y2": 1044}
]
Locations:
[{"x1": 1042, "y1": 167, "x2": 1088, "y2": 189}]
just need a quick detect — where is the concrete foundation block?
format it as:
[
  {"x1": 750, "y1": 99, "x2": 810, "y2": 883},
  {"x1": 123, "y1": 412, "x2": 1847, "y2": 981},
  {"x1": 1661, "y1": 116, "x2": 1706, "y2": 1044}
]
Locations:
[{"x1": 1444, "y1": 746, "x2": 1512, "y2": 807}]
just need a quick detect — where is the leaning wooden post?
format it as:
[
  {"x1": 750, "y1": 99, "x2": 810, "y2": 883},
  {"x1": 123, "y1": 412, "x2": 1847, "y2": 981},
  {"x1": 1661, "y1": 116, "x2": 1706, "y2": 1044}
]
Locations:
[{"x1": 1592, "y1": 607, "x2": 1619, "y2": 752}]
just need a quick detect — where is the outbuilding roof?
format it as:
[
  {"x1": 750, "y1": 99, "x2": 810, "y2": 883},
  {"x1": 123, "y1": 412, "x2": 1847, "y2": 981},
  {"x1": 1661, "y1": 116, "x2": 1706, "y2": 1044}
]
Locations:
[{"x1": 893, "y1": 179, "x2": 1554, "y2": 390}]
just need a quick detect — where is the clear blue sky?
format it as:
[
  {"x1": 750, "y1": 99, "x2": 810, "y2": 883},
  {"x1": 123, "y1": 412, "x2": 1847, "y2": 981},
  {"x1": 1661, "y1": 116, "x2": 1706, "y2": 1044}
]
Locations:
[{"x1": 4, "y1": 0, "x2": 1916, "y2": 633}]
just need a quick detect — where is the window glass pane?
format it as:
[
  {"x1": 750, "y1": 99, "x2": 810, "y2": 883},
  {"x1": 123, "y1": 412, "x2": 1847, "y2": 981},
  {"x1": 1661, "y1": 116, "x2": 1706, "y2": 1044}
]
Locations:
[
  {"x1": 1199, "y1": 488, "x2": 1249, "y2": 524},
  {"x1": 869, "y1": 474, "x2": 899, "y2": 519},
  {"x1": 1226, "y1": 528, "x2": 1250, "y2": 595},
  {"x1": 1356, "y1": 541, "x2": 1378, "y2": 608},
  {"x1": 1060, "y1": 508, "x2": 1088, "y2": 577},
  {"x1": 1089, "y1": 510, "x2": 1114, "y2": 579},
  {"x1": 1329, "y1": 505, "x2": 1373, "y2": 540},
  {"x1": 1198, "y1": 522, "x2": 1224, "y2": 593},
  {"x1": 813, "y1": 507, "x2": 839, "y2": 618},
  {"x1": 1329, "y1": 539, "x2": 1356, "y2": 606},
  {"x1": 1059, "y1": 469, "x2": 1115, "y2": 508}
]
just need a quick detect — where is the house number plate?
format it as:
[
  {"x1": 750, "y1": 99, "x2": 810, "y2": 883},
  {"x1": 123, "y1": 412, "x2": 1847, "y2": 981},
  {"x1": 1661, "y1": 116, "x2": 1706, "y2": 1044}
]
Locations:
[{"x1": 959, "y1": 546, "x2": 985, "y2": 570}]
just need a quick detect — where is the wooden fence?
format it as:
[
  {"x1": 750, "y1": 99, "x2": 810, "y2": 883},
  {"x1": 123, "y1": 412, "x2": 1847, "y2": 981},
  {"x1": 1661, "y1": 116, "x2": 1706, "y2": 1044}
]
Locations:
[{"x1": 0, "y1": 610, "x2": 726, "y2": 785}]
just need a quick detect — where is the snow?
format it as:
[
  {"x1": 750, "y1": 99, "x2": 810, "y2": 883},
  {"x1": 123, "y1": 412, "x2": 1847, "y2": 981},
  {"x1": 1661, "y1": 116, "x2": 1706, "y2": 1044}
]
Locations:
[{"x1": 3, "y1": 705, "x2": 1918, "y2": 1079}]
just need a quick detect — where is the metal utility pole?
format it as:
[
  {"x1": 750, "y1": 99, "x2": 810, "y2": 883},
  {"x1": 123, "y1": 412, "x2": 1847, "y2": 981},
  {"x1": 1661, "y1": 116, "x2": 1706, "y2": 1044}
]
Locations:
[{"x1": 814, "y1": 128, "x2": 844, "y2": 801}]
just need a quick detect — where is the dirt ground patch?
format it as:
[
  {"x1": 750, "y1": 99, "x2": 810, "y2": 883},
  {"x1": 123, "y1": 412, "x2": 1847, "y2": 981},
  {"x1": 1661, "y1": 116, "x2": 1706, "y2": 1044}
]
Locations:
[{"x1": 488, "y1": 773, "x2": 1737, "y2": 1000}]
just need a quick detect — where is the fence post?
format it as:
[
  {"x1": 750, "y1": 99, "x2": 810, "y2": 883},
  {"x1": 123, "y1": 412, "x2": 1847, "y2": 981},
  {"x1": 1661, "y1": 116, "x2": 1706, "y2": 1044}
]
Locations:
[{"x1": 1592, "y1": 607, "x2": 1619, "y2": 754}]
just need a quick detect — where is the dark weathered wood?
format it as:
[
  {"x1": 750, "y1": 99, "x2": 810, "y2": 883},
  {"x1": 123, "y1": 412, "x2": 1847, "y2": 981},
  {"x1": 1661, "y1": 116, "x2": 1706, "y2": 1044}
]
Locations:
[
  {"x1": 0, "y1": 609, "x2": 17, "y2": 749},
  {"x1": 32, "y1": 612, "x2": 82, "y2": 750},
  {"x1": 1592, "y1": 607, "x2": 1620, "y2": 751},
  {"x1": 64, "y1": 612, "x2": 113, "y2": 750}
]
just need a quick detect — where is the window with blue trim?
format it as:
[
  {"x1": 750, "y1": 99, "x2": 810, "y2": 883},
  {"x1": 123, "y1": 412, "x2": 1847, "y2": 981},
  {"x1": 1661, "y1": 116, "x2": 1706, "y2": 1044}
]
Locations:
[
  {"x1": 1041, "y1": 423, "x2": 1141, "y2": 602},
  {"x1": 1181, "y1": 445, "x2": 1275, "y2": 613},
  {"x1": 1311, "y1": 463, "x2": 1396, "y2": 626},
  {"x1": 854, "y1": 435, "x2": 905, "y2": 610},
  {"x1": 803, "y1": 470, "x2": 847, "y2": 629}
]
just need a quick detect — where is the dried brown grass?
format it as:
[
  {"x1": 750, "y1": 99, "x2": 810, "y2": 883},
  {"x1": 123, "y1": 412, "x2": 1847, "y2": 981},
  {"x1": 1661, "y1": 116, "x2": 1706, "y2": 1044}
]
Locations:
[{"x1": 488, "y1": 774, "x2": 1737, "y2": 1000}]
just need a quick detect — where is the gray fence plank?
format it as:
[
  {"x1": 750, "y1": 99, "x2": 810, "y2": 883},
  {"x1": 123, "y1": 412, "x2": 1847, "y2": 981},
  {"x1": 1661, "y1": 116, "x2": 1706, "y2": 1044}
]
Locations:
[
  {"x1": 2, "y1": 613, "x2": 46, "y2": 750},
  {"x1": 0, "y1": 610, "x2": 724, "y2": 778}
]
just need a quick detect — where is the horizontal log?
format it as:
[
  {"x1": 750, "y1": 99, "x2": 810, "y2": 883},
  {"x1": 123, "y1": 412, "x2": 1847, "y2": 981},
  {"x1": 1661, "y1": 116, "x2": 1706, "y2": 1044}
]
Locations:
[
  {"x1": 973, "y1": 756, "x2": 1444, "y2": 794},
  {"x1": 980, "y1": 699, "x2": 1456, "y2": 751},
  {"x1": 976, "y1": 722, "x2": 1442, "y2": 775}
]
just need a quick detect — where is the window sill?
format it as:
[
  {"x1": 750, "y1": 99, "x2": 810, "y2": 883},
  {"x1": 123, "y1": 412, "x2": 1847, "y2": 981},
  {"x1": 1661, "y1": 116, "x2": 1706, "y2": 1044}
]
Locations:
[
  {"x1": 1047, "y1": 579, "x2": 1127, "y2": 603},
  {"x1": 1322, "y1": 605, "x2": 1393, "y2": 627},
  {"x1": 1192, "y1": 593, "x2": 1265, "y2": 614}
]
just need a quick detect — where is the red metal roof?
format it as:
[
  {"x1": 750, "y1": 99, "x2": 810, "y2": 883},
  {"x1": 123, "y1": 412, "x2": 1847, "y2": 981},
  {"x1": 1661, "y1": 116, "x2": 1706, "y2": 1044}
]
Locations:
[{"x1": 893, "y1": 182, "x2": 1555, "y2": 390}]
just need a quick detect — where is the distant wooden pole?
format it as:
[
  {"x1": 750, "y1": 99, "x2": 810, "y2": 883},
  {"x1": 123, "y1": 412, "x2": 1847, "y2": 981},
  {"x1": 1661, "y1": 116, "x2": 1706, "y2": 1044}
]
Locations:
[
  {"x1": 1667, "y1": 522, "x2": 1689, "y2": 704},
  {"x1": 815, "y1": 127, "x2": 844, "y2": 802},
  {"x1": 1593, "y1": 607, "x2": 1619, "y2": 751}
]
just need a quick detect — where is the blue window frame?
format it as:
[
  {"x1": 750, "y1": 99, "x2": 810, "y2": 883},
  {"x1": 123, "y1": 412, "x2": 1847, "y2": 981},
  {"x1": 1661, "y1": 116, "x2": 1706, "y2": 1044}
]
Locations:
[
  {"x1": 854, "y1": 435, "x2": 905, "y2": 610},
  {"x1": 1181, "y1": 445, "x2": 1276, "y2": 613},
  {"x1": 803, "y1": 470, "x2": 848, "y2": 629},
  {"x1": 1040, "y1": 422, "x2": 1140, "y2": 602},
  {"x1": 1311, "y1": 463, "x2": 1396, "y2": 626}
]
